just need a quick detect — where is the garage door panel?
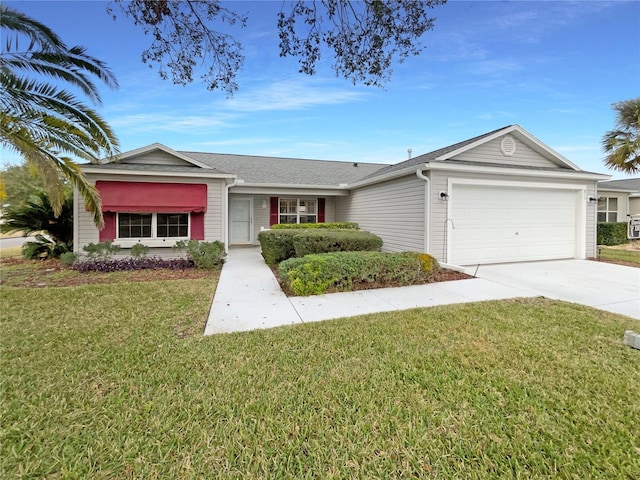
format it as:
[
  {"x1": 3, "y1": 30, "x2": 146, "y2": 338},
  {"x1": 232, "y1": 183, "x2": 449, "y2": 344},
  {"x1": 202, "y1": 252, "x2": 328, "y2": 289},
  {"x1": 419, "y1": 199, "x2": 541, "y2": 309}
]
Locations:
[{"x1": 451, "y1": 185, "x2": 577, "y2": 265}]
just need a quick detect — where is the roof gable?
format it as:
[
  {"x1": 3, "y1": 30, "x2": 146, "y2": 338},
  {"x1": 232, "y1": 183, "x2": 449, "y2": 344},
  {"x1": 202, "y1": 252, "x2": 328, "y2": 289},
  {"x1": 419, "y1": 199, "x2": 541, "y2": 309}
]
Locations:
[
  {"x1": 359, "y1": 125, "x2": 581, "y2": 183},
  {"x1": 111, "y1": 143, "x2": 212, "y2": 169},
  {"x1": 441, "y1": 125, "x2": 579, "y2": 170}
]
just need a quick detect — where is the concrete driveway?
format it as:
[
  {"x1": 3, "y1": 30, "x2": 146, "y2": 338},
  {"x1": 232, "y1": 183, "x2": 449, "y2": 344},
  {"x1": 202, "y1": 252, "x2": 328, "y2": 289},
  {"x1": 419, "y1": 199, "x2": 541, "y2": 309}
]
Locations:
[{"x1": 470, "y1": 260, "x2": 639, "y2": 319}]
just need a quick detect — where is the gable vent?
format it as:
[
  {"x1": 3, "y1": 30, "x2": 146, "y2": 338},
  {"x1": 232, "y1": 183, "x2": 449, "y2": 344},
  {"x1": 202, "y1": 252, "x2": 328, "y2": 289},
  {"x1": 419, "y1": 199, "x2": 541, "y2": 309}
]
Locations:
[{"x1": 500, "y1": 135, "x2": 516, "y2": 156}]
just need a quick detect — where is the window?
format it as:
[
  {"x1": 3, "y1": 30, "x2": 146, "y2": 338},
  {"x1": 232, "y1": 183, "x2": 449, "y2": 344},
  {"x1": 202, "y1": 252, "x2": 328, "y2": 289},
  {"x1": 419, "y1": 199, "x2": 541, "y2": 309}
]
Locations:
[
  {"x1": 597, "y1": 197, "x2": 618, "y2": 223},
  {"x1": 118, "y1": 213, "x2": 152, "y2": 238},
  {"x1": 279, "y1": 198, "x2": 317, "y2": 224},
  {"x1": 117, "y1": 213, "x2": 190, "y2": 239},
  {"x1": 157, "y1": 213, "x2": 189, "y2": 237}
]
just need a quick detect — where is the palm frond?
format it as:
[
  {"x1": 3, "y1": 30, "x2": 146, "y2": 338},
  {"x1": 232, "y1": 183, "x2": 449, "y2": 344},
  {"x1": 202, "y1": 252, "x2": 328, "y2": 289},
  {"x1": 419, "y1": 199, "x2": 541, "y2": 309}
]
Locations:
[{"x1": 0, "y1": 6, "x2": 119, "y2": 227}]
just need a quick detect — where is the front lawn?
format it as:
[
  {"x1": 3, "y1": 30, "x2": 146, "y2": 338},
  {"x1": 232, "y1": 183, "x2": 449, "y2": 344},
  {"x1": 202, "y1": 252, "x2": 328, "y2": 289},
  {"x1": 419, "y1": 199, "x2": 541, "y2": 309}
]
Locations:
[
  {"x1": 598, "y1": 242, "x2": 640, "y2": 266},
  {"x1": 1, "y1": 267, "x2": 639, "y2": 478}
]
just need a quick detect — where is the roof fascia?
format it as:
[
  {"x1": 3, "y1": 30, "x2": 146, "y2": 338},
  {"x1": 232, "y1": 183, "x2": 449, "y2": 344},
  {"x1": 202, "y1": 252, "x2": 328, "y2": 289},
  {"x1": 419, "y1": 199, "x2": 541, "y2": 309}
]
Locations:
[
  {"x1": 348, "y1": 164, "x2": 430, "y2": 188},
  {"x1": 82, "y1": 165, "x2": 234, "y2": 179},
  {"x1": 435, "y1": 125, "x2": 581, "y2": 171},
  {"x1": 428, "y1": 161, "x2": 610, "y2": 181},
  {"x1": 231, "y1": 184, "x2": 350, "y2": 196},
  {"x1": 597, "y1": 187, "x2": 639, "y2": 193},
  {"x1": 112, "y1": 143, "x2": 212, "y2": 169}
]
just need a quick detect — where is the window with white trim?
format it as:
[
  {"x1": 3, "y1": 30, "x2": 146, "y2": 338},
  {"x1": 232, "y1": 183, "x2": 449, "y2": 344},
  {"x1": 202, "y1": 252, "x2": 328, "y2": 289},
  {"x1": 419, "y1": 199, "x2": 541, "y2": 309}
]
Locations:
[
  {"x1": 597, "y1": 197, "x2": 617, "y2": 223},
  {"x1": 279, "y1": 198, "x2": 317, "y2": 224},
  {"x1": 117, "y1": 213, "x2": 190, "y2": 239}
]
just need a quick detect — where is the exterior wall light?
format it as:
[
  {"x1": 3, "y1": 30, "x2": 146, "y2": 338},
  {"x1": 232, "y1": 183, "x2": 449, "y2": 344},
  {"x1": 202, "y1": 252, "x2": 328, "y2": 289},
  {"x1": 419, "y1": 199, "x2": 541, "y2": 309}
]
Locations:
[
  {"x1": 439, "y1": 191, "x2": 449, "y2": 201},
  {"x1": 588, "y1": 197, "x2": 598, "y2": 204}
]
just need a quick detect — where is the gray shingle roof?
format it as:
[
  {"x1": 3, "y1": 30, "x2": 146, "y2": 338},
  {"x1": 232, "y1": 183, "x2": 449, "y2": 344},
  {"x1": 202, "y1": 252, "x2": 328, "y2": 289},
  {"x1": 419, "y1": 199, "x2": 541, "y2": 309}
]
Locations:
[
  {"x1": 598, "y1": 178, "x2": 640, "y2": 192},
  {"x1": 181, "y1": 151, "x2": 388, "y2": 186}
]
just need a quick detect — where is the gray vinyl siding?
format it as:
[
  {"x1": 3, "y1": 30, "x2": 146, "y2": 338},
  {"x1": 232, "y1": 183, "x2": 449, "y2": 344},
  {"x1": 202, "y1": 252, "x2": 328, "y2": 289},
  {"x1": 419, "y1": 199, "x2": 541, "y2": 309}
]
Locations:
[
  {"x1": 430, "y1": 170, "x2": 598, "y2": 262},
  {"x1": 337, "y1": 176, "x2": 425, "y2": 252},
  {"x1": 124, "y1": 151, "x2": 194, "y2": 166},
  {"x1": 449, "y1": 136, "x2": 561, "y2": 169},
  {"x1": 75, "y1": 173, "x2": 225, "y2": 258}
]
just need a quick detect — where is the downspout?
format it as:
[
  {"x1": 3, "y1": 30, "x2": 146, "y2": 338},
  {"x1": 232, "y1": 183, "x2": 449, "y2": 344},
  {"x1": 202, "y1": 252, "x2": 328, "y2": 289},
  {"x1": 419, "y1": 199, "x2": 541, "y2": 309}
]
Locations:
[
  {"x1": 224, "y1": 176, "x2": 238, "y2": 254},
  {"x1": 415, "y1": 166, "x2": 430, "y2": 254}
]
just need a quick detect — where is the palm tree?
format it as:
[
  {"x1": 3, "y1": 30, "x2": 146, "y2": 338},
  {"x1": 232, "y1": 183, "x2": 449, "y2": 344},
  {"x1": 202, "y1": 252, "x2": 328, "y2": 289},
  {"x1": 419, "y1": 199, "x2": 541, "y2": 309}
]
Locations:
[
  {"x1": 602, "y1": 97, "x2": 640, "y2": 174},
  {"x1": 0, "y1": 189, "x2": 74, "y2": 259},
  {"x1": 0, "y1": 5, "x2": 120, "y2": 227}
]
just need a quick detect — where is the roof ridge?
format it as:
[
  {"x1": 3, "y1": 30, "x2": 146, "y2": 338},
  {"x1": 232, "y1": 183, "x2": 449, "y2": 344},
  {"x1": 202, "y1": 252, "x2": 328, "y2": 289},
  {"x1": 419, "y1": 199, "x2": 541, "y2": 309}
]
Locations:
[{"x1": 180, "y1": 150, "x2": 390, "y2": 166}]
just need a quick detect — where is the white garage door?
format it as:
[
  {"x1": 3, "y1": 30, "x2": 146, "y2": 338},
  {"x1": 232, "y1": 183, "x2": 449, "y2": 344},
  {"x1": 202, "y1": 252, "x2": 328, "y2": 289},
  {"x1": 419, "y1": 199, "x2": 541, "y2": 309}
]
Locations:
[{"x1": 450, "y1": 184, "x2": 578, "y2": 265}]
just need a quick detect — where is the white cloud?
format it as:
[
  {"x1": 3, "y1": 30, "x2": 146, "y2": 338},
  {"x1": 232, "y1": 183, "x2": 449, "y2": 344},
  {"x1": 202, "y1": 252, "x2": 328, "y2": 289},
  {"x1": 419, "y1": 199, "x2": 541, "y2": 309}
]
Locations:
[
  {"x1": 223, "y1": 77, "x2": 367, "y2": 112},
  {"x1": 108, "y1": 113, "x2": 238, "y2": 133}
]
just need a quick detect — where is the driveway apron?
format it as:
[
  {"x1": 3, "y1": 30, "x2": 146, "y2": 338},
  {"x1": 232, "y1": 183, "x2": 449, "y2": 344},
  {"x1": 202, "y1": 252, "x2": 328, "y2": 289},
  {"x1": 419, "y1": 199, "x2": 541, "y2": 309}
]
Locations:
[{"x1": 471, "y1": 260, "x2": 639, "y2": 319}]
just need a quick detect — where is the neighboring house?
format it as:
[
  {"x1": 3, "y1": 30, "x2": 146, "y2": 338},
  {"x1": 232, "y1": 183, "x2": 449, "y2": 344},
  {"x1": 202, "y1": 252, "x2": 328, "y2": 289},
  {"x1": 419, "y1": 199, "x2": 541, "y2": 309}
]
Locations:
[
  {"x1": 596, "y1": 178, "x2": 640, "y2": 222},
  {"x1": 75, "y1": 125, "x2": 608, "y2": 266}
]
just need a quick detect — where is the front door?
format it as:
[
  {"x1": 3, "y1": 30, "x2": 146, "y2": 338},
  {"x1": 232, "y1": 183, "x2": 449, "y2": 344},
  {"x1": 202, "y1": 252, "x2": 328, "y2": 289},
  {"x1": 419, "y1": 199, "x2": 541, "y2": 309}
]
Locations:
[{"x1": 230, "y1": 198, "x2": 252, "y2": 244}]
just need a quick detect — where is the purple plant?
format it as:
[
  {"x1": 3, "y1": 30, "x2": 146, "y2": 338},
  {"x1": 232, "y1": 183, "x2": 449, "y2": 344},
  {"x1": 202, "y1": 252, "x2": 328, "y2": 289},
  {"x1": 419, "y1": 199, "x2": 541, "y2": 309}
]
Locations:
[{"x1": 72, "y1": 257, "x2": 194, "y2": 273}]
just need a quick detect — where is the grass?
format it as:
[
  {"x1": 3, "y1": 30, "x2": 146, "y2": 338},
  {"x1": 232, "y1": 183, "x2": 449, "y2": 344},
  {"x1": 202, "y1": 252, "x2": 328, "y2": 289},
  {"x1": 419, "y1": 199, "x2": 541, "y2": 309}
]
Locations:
[
  {"x1": 1, "y1": 266, "x2": 640, "y2": 478},
  {"x1": 0, "y1": 245, "x2": 22, "y2": 259},
  {"x1": 598, "y1": 243, "x2": 640, "y2": 266}
]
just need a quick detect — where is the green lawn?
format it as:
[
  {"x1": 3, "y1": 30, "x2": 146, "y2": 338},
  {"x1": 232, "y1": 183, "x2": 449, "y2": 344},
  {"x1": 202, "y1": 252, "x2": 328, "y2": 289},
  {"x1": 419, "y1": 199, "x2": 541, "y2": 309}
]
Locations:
[
  {"x1": 1, "y1": 273, "x2": 639, "y2": 478},
  {"x1": 598, "y1": 245, "x2": 640, "y2": 266}
]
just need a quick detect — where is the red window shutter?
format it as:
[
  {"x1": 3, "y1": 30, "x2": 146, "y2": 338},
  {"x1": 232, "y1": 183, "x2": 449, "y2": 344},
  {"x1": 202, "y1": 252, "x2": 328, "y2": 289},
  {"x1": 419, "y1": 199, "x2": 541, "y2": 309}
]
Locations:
[
  {"x1": 270, "y1": 197, "x2": 279, "y2": 226},
  {"x1": 318, "y1": 198, "x2": 325, "y2": 223},
  {"x1": 191, "y1": 212, "x2": 205, "y2": 240},
  {"x1": 99, "y1": 212, "x2": 116, "y2": 241}
]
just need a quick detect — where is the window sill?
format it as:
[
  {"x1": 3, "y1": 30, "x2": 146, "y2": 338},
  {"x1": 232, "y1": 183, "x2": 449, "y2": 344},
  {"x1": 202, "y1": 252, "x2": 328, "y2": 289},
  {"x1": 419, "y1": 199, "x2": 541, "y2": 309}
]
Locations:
[{"x1": 114, "y1": 238, "x2": 189, "y2": 248}]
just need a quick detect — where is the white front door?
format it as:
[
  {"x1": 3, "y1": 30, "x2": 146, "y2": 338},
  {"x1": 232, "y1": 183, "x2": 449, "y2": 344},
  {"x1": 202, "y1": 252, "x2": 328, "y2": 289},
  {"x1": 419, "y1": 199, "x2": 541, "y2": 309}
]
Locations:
[
  {"x1": 450, "y1": 183, "x2": 580, "y2": 265},
  {"x1": 230, "y1": 198, "x2": 252, "y2": 244}
]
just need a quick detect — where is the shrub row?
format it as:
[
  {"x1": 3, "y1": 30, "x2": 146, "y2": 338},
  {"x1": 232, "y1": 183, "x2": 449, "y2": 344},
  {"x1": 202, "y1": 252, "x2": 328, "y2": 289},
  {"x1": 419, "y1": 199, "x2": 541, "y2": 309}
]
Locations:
[
  {"x1": 258, "y1": 229, "x2": 382, "y2": 265},
  {"x1": 279, "y1": 251, "x2": 439, "y2": 296},
  {"x1": 71, "y1": 257, "x2": 194, "y2": 273},
  {"x1": 271, "y1": 222, "x2": 359, "y2": 230},
  {"x1": 597, "y1": 222, "x2": 628, "y2": 246}
]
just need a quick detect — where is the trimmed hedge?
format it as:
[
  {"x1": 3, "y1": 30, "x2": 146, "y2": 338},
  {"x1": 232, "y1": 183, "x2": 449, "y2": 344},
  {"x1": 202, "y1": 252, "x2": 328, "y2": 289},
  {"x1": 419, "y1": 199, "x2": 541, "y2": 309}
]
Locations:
[
  {"x1": 258, "y1": 229, "x2": 299, "y2": 265},
  {"x1": 597, "y1": 222, "x2": 628, "y2": 246},
  {"x1": 279, "y1": 251, "x2": 439, "y2": 296},
  {"x1": 259, "y1": 228, "x2": 382, "y2": 265},
  {"x1": 271, "y1": 222, "x2": 359, "y2": 230},
  {"x1": 293, "y1": 229, "x2": 383, "y2": 257}
]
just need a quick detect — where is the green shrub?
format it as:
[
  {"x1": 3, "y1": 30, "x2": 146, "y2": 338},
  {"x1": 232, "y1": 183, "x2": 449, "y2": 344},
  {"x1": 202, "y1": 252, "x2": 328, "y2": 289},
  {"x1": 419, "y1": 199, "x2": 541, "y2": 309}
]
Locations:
[
  {"x1": 258, "y1": 229, "x2": 299, "y2": 265},
  {"x1": 174, "y1": 240, "x2": 225, "y2": 269},
  {"x1": 83, "y1": 241, "x2": 121, "y2": 260},
  {"x1": 59, "y1": 251, "x2": 79, "y2": 267},
  {"x1": 597, "y1": 222, "x2": 628, "y2": 246},
  {"x1": 130, "y1": 243, "x2": 150, "y2": 259},
  {"x1": 271, "y1": 222, "x2": 359, "y2": 230},
  {"x1": 293, "y1": 229, "x2": 383, "y2": 257},
  {"x1": 279, "y1": 251, "x2": 440, "y2": 296},
  {"x1": 21, "y1": 234, "x2": 70, "y2": 260}
]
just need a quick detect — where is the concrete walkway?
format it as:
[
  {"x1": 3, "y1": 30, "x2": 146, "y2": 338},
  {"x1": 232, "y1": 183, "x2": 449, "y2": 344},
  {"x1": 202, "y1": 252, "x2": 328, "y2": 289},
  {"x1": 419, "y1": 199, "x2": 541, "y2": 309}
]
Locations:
[
  {"x1": 204, "y1": 248, "x2": 539, "y2": 335},
  {"x1": 205, "y1": 248, "x2": 640, "y2": 335}
]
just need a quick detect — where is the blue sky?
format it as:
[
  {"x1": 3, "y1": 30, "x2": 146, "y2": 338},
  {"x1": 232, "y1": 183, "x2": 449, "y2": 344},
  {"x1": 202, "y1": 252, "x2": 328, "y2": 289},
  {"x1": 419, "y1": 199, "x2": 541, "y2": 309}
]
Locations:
[{"x1": 2, "y1": 0, "x2": 639, "y2": 179}]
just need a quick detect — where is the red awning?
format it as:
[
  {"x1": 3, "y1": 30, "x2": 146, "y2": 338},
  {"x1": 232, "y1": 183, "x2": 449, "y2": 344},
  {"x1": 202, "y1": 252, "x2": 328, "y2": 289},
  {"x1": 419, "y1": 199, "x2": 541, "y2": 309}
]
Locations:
[{"x1": 97, "y1": 181, "x2": 207, "y2": 213}]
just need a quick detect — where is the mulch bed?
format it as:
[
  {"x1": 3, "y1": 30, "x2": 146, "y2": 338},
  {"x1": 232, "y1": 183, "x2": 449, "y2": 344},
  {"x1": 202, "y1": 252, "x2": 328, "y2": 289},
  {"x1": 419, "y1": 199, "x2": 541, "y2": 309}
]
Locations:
[{"x1": 0, "y1": 258, "x2": 215, "y2": 288}]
